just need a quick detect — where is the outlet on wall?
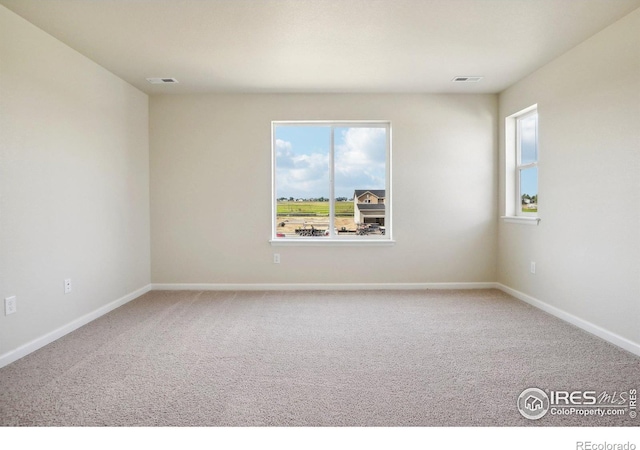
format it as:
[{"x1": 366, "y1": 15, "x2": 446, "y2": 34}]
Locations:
[
  {"x1": 5, "y1": 296, "x2": 17, "y2": 315},
  {"x1": 64, "y1": 278, "x2": 72, "y2": 294},
  {"x1": 530, "y1": 262, "x2": 536, "y2": 274},
  {"x1": 273, "y1": 253, "x2": 280, "y2": 264}
]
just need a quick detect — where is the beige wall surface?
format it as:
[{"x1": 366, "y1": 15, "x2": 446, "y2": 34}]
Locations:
[
  {"x1": 150, "y1": 94, "x2": 498, "y2": 285},
  {"x1": 498, "y1": 9, "x2": 640, "y2": 345},
  {"x1": 0, "y1": 6, "x2": 150, "y2": 356}
]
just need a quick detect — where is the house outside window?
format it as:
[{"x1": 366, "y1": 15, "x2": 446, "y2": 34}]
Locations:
[
  {"x1": 354, "y1": 190, "x2": 385, "y2": 228},
  {"x1": 272, "y1": 121, "x2": 392, "y2": 242}
]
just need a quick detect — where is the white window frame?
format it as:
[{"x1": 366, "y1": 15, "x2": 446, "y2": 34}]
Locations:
[
  {"x1": 271, "y1": 121, "x2": 393, "y2": 245},
  {"x1": 502, "y1": 105, "x2": 540, "y2": 225}
]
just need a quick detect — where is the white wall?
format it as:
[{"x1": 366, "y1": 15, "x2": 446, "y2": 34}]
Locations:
[
  {"x1": 498, "y1": 9, "x2": 640, "y2": 347},
  {"x1": 150, "y1": 94, "x2": 498, "y2": 285},
  {"x1": 0, "y1": 6, "x2": 150, "y2": 359}
]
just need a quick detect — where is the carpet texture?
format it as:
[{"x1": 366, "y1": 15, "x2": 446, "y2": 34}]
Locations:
[{"x1": 1, "y1": 289, "x2": 638, "y2": 426}]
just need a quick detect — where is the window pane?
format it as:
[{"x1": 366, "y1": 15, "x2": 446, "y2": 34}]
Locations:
[
  {"x1": 519, "y1": 113, "x2": 537, "y2": 165},
  {"x1": 334, "y1": 127, "x2": 387, "y2": 237},
  {"x1": 520, "y1": 167, "x2": 538, "y2": 213},
  {"x1": 274, "y1": 126, "x2": 330, "y2": 237}
]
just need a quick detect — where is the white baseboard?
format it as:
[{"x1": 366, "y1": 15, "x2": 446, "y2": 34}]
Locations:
[
  {"x1": 495, "y1": 283, "x2": 640, "y2": 357},
  {"x1": 0, "y1": 284, "x2": 152, "y2": 369},
  {"x1": 151, "y1": 282, "x2": 498, "y2": 291}
]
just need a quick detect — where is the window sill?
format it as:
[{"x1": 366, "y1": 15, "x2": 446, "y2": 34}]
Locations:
[
  {"x1": 501, "y1": 216, "x2": 540, "y2": 225},
  {"x1": 270, "y1": 238, "x2": 396, "y2": 246}
]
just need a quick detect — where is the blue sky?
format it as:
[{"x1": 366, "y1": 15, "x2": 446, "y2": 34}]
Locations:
[{"x1": 275, "y1": 125, "x2": 386, "y2": 199}]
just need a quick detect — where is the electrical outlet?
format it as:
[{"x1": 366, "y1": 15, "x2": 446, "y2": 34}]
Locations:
[
  {"x1": 5, "y1": 296, "x2": 16, "y2": 315},
  {"x1": 530, "y1": 262, "x2": 536, "y2": 274},
  {"x1": 273, "y1": 253, "x2": 280, "y2": 264},
  {"x1": 64, "y1": 278, "x2": 72, "y2": 294}
]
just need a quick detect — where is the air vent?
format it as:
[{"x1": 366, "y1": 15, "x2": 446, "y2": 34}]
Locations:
[
  {"x1": 146, "y1": 77, "x2": 179, "y2": 84},
  {"x1": 452, "y1": 76, "x2": 483, "y2": 83}
]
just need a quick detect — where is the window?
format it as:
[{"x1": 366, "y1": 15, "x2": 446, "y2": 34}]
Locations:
[
  {"x1": 504, "y1": 105, "x2": 539, "y2": 223},
  {"x1": 272, "y1": 121, "x2": 391, "y2": 242},
  {"x1": 516, "y1": 110, "x2": 538, "y2": 215}
]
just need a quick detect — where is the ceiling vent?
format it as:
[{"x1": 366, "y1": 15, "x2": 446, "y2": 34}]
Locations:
[
  {"x1": 452, "y1": 76, "x2": 483, "y2": 83},
  {"x1": 146, "y1": 77, "x2": 179, "y2": 84}
]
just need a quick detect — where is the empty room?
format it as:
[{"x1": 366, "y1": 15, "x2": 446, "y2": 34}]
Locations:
[{"x1": 1, "y1": 0, "x2": 639, "y2": 443}]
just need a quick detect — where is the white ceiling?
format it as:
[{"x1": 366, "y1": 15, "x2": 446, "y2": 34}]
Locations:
[{"x1": 2, "y1": 0, "x2": 639, "y2": 95}]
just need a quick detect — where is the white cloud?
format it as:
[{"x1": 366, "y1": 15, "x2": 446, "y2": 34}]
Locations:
[
  {"x1": 276, "y1": 139, "x2": 329, "y2": 198},
  {"x1": 334, "y1": 127, "x2": 386, "y2": 197},
  {"x1": 275, "y1": 139, "x2": 294, "y2": 168}
]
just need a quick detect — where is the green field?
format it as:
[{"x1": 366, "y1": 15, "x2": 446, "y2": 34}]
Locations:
[{"x1": 277, "y1": 201, "x2": 353, "y2": 217}]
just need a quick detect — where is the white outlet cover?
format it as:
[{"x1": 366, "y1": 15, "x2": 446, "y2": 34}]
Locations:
[{"x1": 5, "y1": 296, "x2": 17, "y2": 315}]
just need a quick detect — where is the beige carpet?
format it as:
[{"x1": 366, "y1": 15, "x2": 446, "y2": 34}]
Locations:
[{"x1": 1, "y1": 289, "x2": 638, "y2": 426}]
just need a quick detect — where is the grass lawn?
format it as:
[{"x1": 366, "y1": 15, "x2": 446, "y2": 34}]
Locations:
[{"x1": 277, "y1": 201, "x2": 353, "y2": 216}]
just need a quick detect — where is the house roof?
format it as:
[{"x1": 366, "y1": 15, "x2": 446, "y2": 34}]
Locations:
[
  {"x1": 354, "y1": 189, "x2": 385, "y2": 199},
  {"x1": 357, "y1": 204, "x2": 385, "y2": 211}
]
